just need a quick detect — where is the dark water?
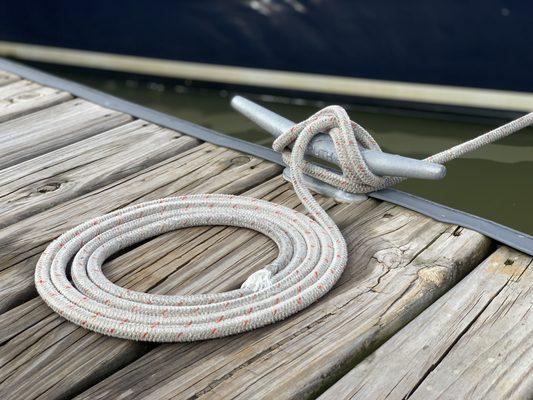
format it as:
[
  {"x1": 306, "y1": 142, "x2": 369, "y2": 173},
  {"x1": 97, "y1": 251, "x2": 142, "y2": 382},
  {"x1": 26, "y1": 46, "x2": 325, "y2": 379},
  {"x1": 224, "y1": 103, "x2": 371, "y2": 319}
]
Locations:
[{"x1": 45, "y1": 70, "x2": 533, "y2": 235}]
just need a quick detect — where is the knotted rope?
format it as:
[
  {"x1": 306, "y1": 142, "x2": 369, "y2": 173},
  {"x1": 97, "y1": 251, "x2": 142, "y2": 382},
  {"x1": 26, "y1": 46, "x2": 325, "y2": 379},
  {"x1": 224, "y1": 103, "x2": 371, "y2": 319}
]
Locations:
[
  {"x1": 277, "y1": 106, "x2": 533, "y2": 193},
  {"x1": 35, "y1": 106, "x2": 531, "y2": 342}
]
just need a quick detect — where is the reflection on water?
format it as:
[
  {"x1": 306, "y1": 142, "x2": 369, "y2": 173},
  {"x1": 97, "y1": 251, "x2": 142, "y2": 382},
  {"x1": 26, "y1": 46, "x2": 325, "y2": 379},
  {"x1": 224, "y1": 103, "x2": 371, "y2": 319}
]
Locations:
[{"x1": 46, "y1": 70, "x2": 533, "y2": 234}]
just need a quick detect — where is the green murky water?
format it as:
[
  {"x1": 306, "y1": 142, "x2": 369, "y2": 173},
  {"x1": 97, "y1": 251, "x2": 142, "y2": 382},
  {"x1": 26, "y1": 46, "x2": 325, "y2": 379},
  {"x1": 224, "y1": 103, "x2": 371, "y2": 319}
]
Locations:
[{"x1": 43, "y1": 69, "x2": 533, "y2": 235}]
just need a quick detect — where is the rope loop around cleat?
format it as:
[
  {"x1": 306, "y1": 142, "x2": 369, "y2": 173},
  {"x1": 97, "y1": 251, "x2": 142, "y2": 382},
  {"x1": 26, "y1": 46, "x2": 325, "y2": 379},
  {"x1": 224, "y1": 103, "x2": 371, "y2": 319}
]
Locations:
[
  {"x1": 275, "y1": 105, "x2": 533, "y2": 194},
  {"x1": 35, "y1": 105, "x2": 533, "y2": 341}
]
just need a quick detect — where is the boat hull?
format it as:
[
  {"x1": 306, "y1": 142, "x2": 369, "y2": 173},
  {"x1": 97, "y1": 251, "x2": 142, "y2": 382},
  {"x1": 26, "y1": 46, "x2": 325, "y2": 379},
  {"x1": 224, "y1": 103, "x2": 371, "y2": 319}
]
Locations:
[{"x1": 1, "y1": 1, "x2": 532, "y2": 111}]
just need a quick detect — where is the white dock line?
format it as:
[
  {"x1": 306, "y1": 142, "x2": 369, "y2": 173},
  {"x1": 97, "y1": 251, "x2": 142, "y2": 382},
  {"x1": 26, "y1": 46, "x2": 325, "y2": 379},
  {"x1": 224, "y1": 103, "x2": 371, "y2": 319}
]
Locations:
[
  {"x1": 35, "y1": 111, "x2": 354, "y2": 341},
  {"x1": 35, "y1": 102, "x2": 532, "y2": 341}
]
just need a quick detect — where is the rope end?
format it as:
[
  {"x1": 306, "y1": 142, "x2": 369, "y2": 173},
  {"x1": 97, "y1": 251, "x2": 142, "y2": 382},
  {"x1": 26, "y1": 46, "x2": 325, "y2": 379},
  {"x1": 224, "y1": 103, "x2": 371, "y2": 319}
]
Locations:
[{"x1": 241, "y1": 269, "x2": 273, "y2": 292}]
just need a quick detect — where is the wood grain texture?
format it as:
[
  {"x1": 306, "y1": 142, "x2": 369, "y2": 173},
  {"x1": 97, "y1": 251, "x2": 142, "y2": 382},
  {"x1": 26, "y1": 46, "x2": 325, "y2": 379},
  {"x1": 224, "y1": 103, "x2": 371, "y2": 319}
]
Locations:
[
  {"x1": 0, "y1": 66, "x2": 525, "y2": 400},
  {"x1": 410, "y1": 248, "x2": 532, "y2": 400},
  {"x1": 0, "y1": 143, "x2": 280, "y2": 314},
  {"x1": 0, "y1": 119, "x2": 198, "y2": 228},
  {"x1": 0, "y1": 298, "x2": 50, "y2": 344},
  {"x1": 75, "y1": 192, "x2": 491, "y2": 400},
  {"x1": 0, "y1": 150, "x2": 281, "y2": 400},
  {"x1": 0, "y1": 79, "x2": 72, "y2": 122},
  {"x1": 0, "y1": 98, "x2": 132, "y2": 169},
  {"x1": 0, "y1": 71, "x2": 19, "y2": 87},
  {"x1": 318, "y1": 246, "x2": 532, "y2": 400},
  {"x1": 0, "y1": 177, "x2": 350, "y2": 400}
]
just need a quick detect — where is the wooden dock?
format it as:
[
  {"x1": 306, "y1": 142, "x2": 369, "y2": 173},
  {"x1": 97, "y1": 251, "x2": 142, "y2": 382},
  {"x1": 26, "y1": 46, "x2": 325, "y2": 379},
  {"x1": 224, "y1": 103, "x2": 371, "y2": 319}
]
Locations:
[{"x1": 0, "y1": 64, "x2": 531, "y2": 400}]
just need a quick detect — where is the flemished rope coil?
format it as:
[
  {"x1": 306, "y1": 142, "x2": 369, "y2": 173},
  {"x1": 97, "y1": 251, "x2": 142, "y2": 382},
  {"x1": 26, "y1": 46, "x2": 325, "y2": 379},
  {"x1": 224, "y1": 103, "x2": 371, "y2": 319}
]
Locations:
[{"x1": 35, "y1": 105, "x2": 532, "y2": 342}]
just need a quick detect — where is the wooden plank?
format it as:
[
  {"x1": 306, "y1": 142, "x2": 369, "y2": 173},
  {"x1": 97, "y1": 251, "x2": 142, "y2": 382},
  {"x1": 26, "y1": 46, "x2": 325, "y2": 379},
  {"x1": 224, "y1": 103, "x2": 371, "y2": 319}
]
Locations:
[
  {"x1": 0, "y1": 143, "x2": 280, "y2": 313},
  {"x1": 0, "y1": 179, "x2": 346, "y2": 400},
  {"x1": 0, "y1": 149, "x2": 281, "y2": 400},
  {"x1": 0, "y1": 98, "x2": 132, "y2": 169},
  {"x1": 0, "y1": 66, "x2": 517, "y2": 400},
  {"x1": 410, "y1": 248, "x2": 532, "y2": 400},
  {"x1": 74, "y1": 194, "x2": 491, "y2": 399},
  {"x1": 318, "y1": 246, "x2": 532, "y2": 400},
  {"x1": 0, "y1": 119, "x2": 198, "y2": 228},
  {"x1": 0, "y1": 71, "x2": 19, "y2": 87},
  {"x1": 0, "y1": 178, "x2": 311, "y2": 347},
  {"x1": 0, "y1": 120, "x2": 199, "y2": 311},
  {"x1": 0, "y1": 298, "x2": 50, "y2": 343},
  {"x1": 0, "y1": 79, "x2": 72, "y2": 122}
]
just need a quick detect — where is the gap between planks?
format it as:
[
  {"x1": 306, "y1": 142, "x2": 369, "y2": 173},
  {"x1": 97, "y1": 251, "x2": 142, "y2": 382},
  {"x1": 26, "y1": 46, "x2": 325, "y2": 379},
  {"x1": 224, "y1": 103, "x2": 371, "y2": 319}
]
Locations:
[
  {"x1": 0, "y1": 98, "x2": 132, "y2": 170},
  {"x1": 0, "y1": 150, "x2": 282, "y2": 400},
  {"x1": 68, "y1": 184, "x2": 491, "y2": 400},
  {"x1": 0, "y1": 79, "x2": 72, "y2": 123},
  {"x1": 0, "y1": 143, "x2": 280, "y2": 313},
  {"x1": 318, "y1": 246, "x2": 532, "y2": 400}
]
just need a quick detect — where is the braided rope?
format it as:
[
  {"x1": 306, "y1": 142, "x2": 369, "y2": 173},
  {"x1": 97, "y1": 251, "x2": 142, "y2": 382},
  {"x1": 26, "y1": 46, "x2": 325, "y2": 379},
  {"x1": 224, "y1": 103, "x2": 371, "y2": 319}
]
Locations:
[
  {"x1": 35, "y1": 110, "x2": 348, "y2": 342},
  {"x1": 35, "y1": 106, "x2": 531, "y2": 342},
  {"x1": 278, "y1": 107, "x2": 533, "y2": 193}
]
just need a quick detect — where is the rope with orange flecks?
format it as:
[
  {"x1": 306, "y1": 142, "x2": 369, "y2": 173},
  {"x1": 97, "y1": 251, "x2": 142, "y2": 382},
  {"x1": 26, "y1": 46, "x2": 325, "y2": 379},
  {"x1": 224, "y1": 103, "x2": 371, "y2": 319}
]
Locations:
[
  {"x1": 34, "y1": 109, "x2": 349, "y2": 342},
  {"x1": 35, "y1": 105, "x2": 532, "y2": 341}
]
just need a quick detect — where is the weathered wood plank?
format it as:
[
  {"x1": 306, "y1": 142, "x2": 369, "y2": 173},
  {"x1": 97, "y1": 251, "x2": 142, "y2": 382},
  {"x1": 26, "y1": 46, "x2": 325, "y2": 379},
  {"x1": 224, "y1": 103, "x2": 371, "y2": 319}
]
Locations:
[
  {"x1": 0, "y1": 80, "x2": 34, "y2": 96},
  {"x1": 0, "y1": 119, "x2": 198, "y2": 228},
  {"x1": 0, "y1": 143, "x2": 280, "y2": 313},
  {"x1": 0, "y1": 151, "x2": 281, "y2": 400},
  {"x1": 74, "y1": 194, "x2": 491, "y2": 400},
  {"x1": 0, "y1": 98, "x2": 132, "y2": 169},
  {"x1": 410, "y1": 248, "x2": 532, "y2": 400},
  {"x1": 0, "y1": 298, "x2": 50, "y2": 344},
  {"x1": 0, "y1": 183, "x2": 344, "y2": 400},
  {"x1": 0, "y1": 71, "x2": 19, "y2": 87},
  {"x1": 0, "y1": 79, "x2": 72, "y2": 122},
  {"x1": 318, "y1": 246, "x2": 532, "y2": 400},
  {"x1": 0, "y1": 178, "x2": 309, "y2": 347},
  {"x1": 0, "y1": 65, "x2": 520, "y2": 400}
]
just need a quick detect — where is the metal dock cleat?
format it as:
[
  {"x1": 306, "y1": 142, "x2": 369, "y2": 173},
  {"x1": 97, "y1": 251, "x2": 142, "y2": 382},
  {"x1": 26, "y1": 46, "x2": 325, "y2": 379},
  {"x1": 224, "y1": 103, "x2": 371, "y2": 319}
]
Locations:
[{"x1": 231, "y1": 96, "x2": 447, "y2": 202}]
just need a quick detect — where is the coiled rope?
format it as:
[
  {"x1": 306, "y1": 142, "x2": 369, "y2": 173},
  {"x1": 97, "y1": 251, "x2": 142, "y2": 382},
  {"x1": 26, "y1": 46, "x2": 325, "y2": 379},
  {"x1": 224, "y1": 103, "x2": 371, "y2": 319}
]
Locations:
[{"x1": 35, "y1": 106, "x2": 532, "y2": 341}]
